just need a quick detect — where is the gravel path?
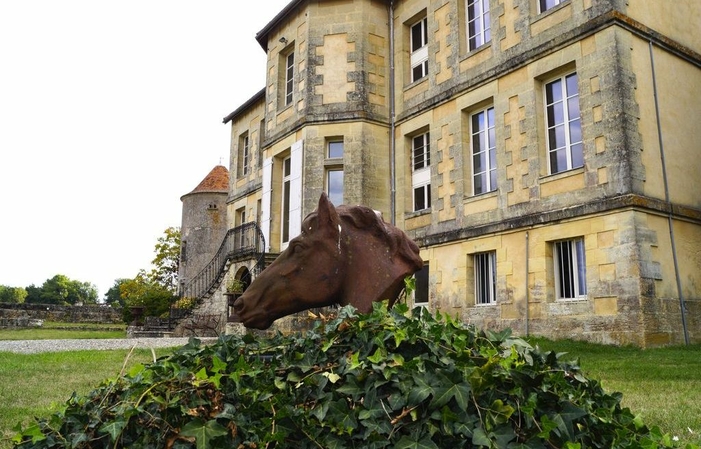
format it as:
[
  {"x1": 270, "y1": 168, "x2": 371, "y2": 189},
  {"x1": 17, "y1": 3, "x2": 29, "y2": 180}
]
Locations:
[{"x1": 0, "y1": 337, "x2": 218, "y2": 354}]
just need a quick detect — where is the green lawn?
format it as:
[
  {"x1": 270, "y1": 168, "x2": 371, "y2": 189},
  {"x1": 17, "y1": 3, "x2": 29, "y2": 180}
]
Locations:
[
  {"x1": 0, "y1": 348, "x2": 176, "y2": 449},
  {"x1": 0, "y1": 322, "x2": 126, "y2": 340},
  {"x1": 531, "y1": 338, "x2": 701, "y2": 446}
]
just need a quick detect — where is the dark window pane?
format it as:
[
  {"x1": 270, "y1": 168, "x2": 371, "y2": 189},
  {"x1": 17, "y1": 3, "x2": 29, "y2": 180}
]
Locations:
[
  {"x1": 414, "y1": 265, "x2": 429, "y2": 304},
  {"x1": 414, "y1": 186, "x2": 425, "y2": 211}
]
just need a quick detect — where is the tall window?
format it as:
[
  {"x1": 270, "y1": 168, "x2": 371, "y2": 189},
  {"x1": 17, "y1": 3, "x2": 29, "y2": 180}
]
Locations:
[
  {"x1": 410, "y1": 17, "x2": 428, "y2": 82},
  {"x1": 414, "y1": 264, "x2": 429, "y2": 306},
  {"x1": 236, "y1": 207, "x2": 247, "y2": 248},
  {"x1": 412, "y1": 132, "x2": 431, "y2": 211},
  {"x1": 281, "y1": 156, "x2": 292, "y2": 246},
  {"x1": 539, "y1": 0, "x2": 564, "y2": 13},
  {"x1": 474, "y1": 251, "x2": 496, "y2": 305},
  {"x1": 285, "y1": 51, "x2": 295, "y2": 106},
  {"x1": 545, "y1": 72, "x2": 582, "y2": 174},
  {"x1": 238, "y1": 133, "x2": 249, "y2": 177},
  {"x1": 326, "y1": 140, "x2": 344, "y2": 206},
  {"x1": 466, "y1": 0, "x2": 490, "y2": 51},
  {"x1": 554, "y1": 238, "x2": 587, "y2": 299},
  {"x1": 471, "y1": 106, "x2": 496, "y2": 195}
]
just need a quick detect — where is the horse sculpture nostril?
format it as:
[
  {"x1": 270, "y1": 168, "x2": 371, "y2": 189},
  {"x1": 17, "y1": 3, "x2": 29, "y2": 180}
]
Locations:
[{"x1": 233, "y1": 298, "x2": 244, "y2": 313}]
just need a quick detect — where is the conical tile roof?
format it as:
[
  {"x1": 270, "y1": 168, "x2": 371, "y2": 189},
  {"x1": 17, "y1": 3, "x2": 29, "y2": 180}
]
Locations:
[{"x1": 186, "y1": 165, "x2": 229, "y2": 195}]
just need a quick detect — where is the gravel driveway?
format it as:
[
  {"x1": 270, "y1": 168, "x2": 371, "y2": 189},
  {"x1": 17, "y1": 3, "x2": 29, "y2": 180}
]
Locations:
[{"x1": 0, "y1": 337, "x2": 217, "y2": 354}]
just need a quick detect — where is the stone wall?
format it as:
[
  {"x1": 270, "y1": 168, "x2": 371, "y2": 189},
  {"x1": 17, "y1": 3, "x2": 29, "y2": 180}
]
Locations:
[{"x1": 0, "y1": 303, "x2": 123, "y2": 326}]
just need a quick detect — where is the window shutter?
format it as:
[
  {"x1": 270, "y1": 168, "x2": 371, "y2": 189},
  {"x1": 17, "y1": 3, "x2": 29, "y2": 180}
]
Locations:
[
  {"x1": 289, "y1": 139, "x2": 303, "y2": 241},
  {"x1": 260, "y1": 157, "x2": 273, "y2": 252}
]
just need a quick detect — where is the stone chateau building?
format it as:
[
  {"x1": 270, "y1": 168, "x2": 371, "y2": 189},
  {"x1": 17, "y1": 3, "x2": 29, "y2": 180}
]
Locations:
[{"x1": 180, "y1": 0, "x2": 701, "y2": 346}]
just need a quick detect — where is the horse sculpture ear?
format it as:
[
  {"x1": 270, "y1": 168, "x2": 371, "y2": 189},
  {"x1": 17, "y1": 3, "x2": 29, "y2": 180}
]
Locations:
[{"x1": 316, "y1": 192, "x2": 340, "y2": 232}]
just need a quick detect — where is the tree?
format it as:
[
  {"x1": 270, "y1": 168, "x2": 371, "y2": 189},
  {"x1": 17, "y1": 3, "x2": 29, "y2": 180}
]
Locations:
[
  {"x1": 36, "y1": 275, "x2": 99, "y2": 305},
  {"x1": 24, "y1": 285, "x2": 42, "y2": 304},
  {"x1": 103, "y1": 279, "x2": 128, "y2": 307},
  {"x1": 0, "y1": 285, "x2": 27, "y2": 304},
  {"x1": 149, "y1": 227, "x2": 181, "y2": 294},
  {"x1": 119, "y1": 270, "x2": 176, "y2": 323}
]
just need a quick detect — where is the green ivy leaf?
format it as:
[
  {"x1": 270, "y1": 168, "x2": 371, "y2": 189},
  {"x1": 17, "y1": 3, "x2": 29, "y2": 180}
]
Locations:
[
  {"x1": 180, "y1": 418, "x2": 228, "y2": 449},
  {"x1": 98, "y1": 419, "x2": 127, "y2": 442}
]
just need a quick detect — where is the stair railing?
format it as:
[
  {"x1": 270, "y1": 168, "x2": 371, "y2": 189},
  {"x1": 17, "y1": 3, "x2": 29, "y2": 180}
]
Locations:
[{"x1": 180, "y1": 222, "x2": 266, "y2": 300}]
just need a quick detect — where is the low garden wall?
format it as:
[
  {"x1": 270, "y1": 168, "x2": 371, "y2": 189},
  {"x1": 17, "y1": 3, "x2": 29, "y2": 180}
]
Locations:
[{"x1": 0, "y1": 303, "x2": 123, "y2": 327}]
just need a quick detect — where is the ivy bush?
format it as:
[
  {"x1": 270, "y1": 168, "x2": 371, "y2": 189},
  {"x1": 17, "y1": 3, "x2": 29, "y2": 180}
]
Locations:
[{"x1": 15, "y1": 303, "x2": 695, "y2": 449}]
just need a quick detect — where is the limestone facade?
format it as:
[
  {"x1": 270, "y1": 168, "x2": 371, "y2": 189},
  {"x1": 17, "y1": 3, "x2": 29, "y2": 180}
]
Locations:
[{"x1": 214, "y1": 0, "x2": 700, "y2": 346}]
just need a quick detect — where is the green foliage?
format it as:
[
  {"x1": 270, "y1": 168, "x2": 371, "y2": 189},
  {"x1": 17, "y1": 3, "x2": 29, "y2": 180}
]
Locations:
[
  {"x1": 103, "y1": 279, "x2": 127, "y2": 307},
  {"x1": 0, "y1": 285, "x2": 27, "y2": 304},
  {"x1": 14, "y1": 304, "x2": 695, "y2": 449},
  {"x1": 119, "y1": 271, "x2": 175, "y2": 323},
  {"x1": 20, "y1": 276, "x2": 98, "y2": 306},
  {"x1": 149, "y1": 226, "x2": 181, "y2": 294}
]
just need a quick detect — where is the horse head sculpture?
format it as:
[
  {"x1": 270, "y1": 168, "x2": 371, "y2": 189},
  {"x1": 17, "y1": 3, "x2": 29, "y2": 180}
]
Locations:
[{"x1": 234, "y1": 193, "x2": 424, "y2": 329}]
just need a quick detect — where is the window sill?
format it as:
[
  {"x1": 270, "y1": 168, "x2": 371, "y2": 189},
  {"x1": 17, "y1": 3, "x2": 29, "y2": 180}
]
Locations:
[
  {"x1": 460, "y1": 41, "x2": 491, "y2": 62},
  {"x1": 539, "y1": 166, "x2": 584, "y2": 184},
  {"x1": 464, "y1": 189, "x2": 497, "y2": 203},
  {"x1": 556, "y1": 296, "x2": 588, "y2": 302},
  {"x1": 405, "y1": 208, "x2": 431, "y2": 219},
  {"x1": 404, "y1": 76, "x2": 428, "y2": 91}
]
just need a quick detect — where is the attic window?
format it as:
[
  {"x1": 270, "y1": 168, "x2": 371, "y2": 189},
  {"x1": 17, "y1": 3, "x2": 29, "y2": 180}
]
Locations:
[{"x1": 208, "y1": 204, "x2": 218, "y2": 210}]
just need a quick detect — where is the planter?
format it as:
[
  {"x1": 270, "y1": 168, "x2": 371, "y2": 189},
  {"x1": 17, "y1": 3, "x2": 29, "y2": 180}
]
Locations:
[{"x1": 224, "y1": 293, "x2": 242, "y2": 323}]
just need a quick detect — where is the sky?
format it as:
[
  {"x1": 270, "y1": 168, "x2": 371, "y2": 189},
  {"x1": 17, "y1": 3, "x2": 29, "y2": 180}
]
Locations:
[{"x1": 0, "y1": 1, "x2": 291, "y2": 298}]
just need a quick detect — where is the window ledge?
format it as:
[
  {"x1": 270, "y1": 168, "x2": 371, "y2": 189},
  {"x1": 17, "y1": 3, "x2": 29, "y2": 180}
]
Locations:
[
  {"x1": 405, "y1": 208, "x2": 431, "y2": 219},
  {"x1": 460, "y1": 41, "x2": 492, "y2": 62},
  {"x1": 404, "y1": 76, "x2": 428, "y2": 91},
  {"x1": 556, "y1": 297, "x2": 588, "y2": 303},
  {"x1": 539, "y1": 166, "x2": 584, "y2": 184},
  {"x1": 464, "y1": 189, "x2": 498, "y2": 203}
]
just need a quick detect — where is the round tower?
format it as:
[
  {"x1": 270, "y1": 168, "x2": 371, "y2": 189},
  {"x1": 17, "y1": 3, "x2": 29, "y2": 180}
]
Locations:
[{"x1": 179, "y1": 165, "x2": 229, "y2": 295}]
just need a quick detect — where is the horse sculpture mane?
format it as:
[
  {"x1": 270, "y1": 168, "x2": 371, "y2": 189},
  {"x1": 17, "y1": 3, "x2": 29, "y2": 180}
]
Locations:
[{"x1": 234, "y1": 193, "x2": 424, "y2": 330}]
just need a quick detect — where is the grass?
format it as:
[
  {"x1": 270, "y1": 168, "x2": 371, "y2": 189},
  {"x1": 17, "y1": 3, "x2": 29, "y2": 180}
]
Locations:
[
  {"x1": 0, "y1": 347, "x2": 177, "y2": 449},
  {"x1": 532, "y1": 338, "x2": 701, "y2": 446},
  {"x1": 0, "y1": 322, "x2": 126, "y2": 340}
]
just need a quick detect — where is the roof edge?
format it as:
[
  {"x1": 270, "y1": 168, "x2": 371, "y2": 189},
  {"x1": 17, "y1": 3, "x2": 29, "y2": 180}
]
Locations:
[
  {"x1": 254, "y1": 0, "x2": 305, "y2": 51},
  {"x1": 222, "y1": 88, "x2": 266, "y2": 124}
]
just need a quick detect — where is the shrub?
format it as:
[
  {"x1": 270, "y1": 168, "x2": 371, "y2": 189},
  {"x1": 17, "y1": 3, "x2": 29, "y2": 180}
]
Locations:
[{"x1": 14, "y1": 303, "x2": 694, "y2": 449}]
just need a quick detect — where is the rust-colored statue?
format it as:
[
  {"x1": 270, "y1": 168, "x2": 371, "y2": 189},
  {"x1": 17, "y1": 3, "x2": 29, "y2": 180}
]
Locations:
[{"x1": 234, "y1": 193, "x2": 424, "y2": 329}]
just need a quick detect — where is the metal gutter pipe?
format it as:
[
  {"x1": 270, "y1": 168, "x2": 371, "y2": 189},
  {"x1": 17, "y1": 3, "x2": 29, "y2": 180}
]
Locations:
[
  {"x1": 388, "y1": 0, "x2": 397, "y2": 225},
  {"x1": 525, "y1": 231, "x2": 529, "y2": 337},
  {"x1": 649, "y1": 41, "x2": 689, "y2": 345}
]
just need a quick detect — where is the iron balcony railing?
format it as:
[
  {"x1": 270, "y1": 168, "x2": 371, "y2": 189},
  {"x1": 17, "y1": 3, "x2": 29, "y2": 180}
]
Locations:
[{"x1": 180, "y1": 222, "x2": 266, "y2": 300}]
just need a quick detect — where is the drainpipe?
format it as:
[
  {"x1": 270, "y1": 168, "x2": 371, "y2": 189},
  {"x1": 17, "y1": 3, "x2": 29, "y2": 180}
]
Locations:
[
  {"x1": 388, "y1": 0, "x2": 397, "y2": 225},
  {"x1": 649, "y1": 41, "x2": 689, "y2": 345},
  {"x1": 525, "y1": 231, "x2": 529, "y2": 337}
]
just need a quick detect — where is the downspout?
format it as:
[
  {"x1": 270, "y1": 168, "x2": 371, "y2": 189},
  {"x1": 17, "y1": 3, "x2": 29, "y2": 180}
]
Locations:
[
  {"x1": 525, "y1": 231, "x2": 529, "y2": 337},
  {"x1": 388, "y1": 0, "x2": 397, "y2": 225},
  {"x1": 649, "y1": 41, "x2": 689, "y2": 345}
]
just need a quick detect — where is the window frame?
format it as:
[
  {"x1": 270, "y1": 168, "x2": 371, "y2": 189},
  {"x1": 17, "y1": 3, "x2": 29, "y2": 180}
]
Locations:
[
  {"x1": 470, "y1": 106, "x2": 497, "y2": 195},
  {"x1": 466, "y1": 0, "x2": 491, "y2": 51},
  {"x1": 281, "y1": 156, "x2": 292, "y2": 247},
  {"x1": 411, "y1": 132, "x2": 431, "y2": 212},
  {"x1": 410, "y1": 16, "x2": 429, "y2": 83},
  {"x1": 413, "y1": 264, "x2": 430, "y2": 306},
  {"x1": 544, "y1": 72, "x2": 582, "y2": 175},
  {"x1": 284, "y1": 51, "x2": 295, "y2": 106},
  {"x1": 539, "y1": 0, "x2": 564, "y2": 13},
  {"x1": 553, "y1": 238, "x2": 587, "y2": 300},
  {"x1": 238, "y1": 133, "x2": 250, "y2": 178},
  {"x1": 474, "y1": 251, "x2": 497, "y2": 305}
]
